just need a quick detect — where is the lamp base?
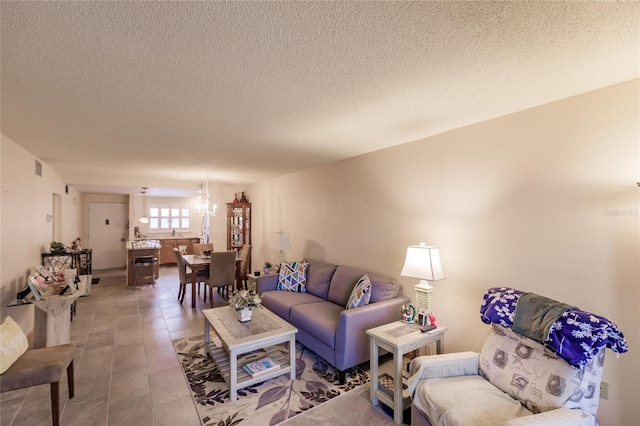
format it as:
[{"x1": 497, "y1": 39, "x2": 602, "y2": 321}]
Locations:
[
  {"x1": 278, "y1": 250, "x2": 287, "y2": 265},
  {"x1": 415, "y1": 280, "x2": 434, "y2": 313}
]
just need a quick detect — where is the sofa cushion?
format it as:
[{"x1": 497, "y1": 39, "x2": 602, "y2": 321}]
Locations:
[
  {"x1": 290, "y1": 301, "x2": 344, "y2": 349},
  {"x1": 479, "y1": 325, "x2": 584, "y2": 414},
  {"x1": 328, "y1": 265, "x2": 399, "y2": 306},
  {"x1": 304, "y1": 259, "x2": 337, "y2": 300},
  {"x1": 412, "y1": 375, "x2": 533, "y2": 426},
  {"x1": 260, "y1": 290, "x2": 325, "y2": 321},
  {"x1": 369, "y1": 272, "x2": 400, "y2": 302},
  {"x1": 277, "y1": 261, "x2": 309, "y2": 292},
  {"x1": 0, "y1": 317, "x2": 29, "y2": 374},
  {"x1": 346, "y1": 275, "x2": 372, "y2": 309}
]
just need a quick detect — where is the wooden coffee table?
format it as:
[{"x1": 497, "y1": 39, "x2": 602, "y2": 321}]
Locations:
[{"x1": 203, "y1": 306, "x2": 298, "y2": 401}]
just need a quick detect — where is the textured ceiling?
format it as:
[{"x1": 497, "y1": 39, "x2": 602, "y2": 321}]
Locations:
[{"x1": 1, "y1": 1, "x2": 638, "y2": 195}]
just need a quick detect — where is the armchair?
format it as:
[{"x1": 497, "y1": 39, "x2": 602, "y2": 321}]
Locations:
[{"x1": 408, "y1": 288, "x2": 628, "y2": 426}]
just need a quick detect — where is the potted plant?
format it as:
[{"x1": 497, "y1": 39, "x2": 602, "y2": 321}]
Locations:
[
  {"x1": 264, "y1": 261, "x2": 272, "y2": 274},
  {"x1": 50, "y1": 241, "x2": 67, "y2": 253},
  {"x1": 228, "y1": 289, "x2": 262, "y2": 322}
]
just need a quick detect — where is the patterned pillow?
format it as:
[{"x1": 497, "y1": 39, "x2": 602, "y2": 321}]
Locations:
[
  {"x1": 346, "y1": 275, "x2": 372, "y2": 309},
  {"x1": 0, "y1": 317, "x2": 29, "y2": 374},
  {"x1": 479, "y1": 325, "x2": 590, "y2": 414},
  {"x1": 277, "y1": 261, "x2": 308, "y2": 292}
]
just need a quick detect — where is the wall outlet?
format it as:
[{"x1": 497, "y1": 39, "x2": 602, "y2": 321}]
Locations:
[{"x1": 600, "y1": 381, "x2": 609, "y2": 400}]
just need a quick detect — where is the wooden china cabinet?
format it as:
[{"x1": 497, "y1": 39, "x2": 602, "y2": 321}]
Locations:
[{"x1": 226, "y1": 202, "x2": 251, "y2": 252}]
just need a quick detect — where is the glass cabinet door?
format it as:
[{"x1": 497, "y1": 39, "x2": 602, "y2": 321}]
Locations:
[{"x1": 227, "y1": 203, "x2": 251, "y2": 251}]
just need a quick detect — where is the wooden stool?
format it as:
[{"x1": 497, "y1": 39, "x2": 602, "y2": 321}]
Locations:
[{"x1": 1, "y1": 344, "x2": 75, "y2": 426}]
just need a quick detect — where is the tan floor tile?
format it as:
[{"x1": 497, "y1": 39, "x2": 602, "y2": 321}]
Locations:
[
  {"x1": 110, "y1": 365, "x2": 152, "y2": 404},
  {"x1": 142, "y1": 329, "x2": 172, "y2": 351},
  {"x1": 148, "y1": 366, "x2": 191, "y2": 405},
  {"x1": 153, "y1": 395, "x2": 201, "y2": 426},
  {"x1": 107, "y1": 394, "x2": 154, "y2": 426},
  {"x1": 112, "y1": 343, "x2": 146, "y2": 373},
  {"x1": 146, "y1": 345, "x2": 180, "y2": 374},
  {"x1": 114, "y1": 328, "x2": 144, "y2": 346},
  {"x1": 62, "y1": 396, "x2": 109, "y2": 426}
]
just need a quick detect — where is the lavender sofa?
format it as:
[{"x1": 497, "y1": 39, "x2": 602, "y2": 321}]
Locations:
[{"x1": 256, "y1": 259, "x2": 409, "y2": 382}]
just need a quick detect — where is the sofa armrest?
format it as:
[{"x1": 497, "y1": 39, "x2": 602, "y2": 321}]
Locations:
[
  {"x1": 334, "y1": 296, "x2": 409, "y2": 371},
  {"x1": 498, "y1": 408, "x2": 597, "y2": 426},
  {"x1": 408, "y1": 352, "x2": 480, "y2": 398},
  {"x1": 256, "y1": 274, "x2": 279, "y2": 293}
]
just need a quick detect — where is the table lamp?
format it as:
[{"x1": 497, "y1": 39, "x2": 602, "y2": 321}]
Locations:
[
  {"x1": 273, "y1": 231, "x2": 291, "y2": 265},
  {"x1": 400, "y1": 243, "x2": 445, "y2": 313}
]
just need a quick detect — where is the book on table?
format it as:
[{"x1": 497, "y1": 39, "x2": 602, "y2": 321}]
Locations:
[{"x1": 243, "y1": 356, "x2": 280, "y2": 376}]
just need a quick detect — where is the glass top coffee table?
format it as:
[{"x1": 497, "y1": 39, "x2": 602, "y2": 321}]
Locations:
[{"x1": 203, "y1": 306, "x2": 298, "y2": 401}]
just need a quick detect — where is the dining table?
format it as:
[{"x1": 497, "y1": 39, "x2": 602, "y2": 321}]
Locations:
[{"x1": 181, "y1": 253, "x2": 243, "y2": 308}]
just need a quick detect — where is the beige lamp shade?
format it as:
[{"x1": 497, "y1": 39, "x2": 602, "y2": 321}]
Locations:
[
  {"x1": 273, "y1": 231, "x2": 291, "y2": 251},
  {"x1": 273, "y1": 231, "x2": 291, "y2": 264},
  {"x1": 401, "y1": 243, "x2": 445, "y2": 313}
]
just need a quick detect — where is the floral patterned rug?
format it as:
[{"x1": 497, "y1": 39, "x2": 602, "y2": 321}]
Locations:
[{"x1": 173, "y1": 334, "x2": 370, "y2": 426}]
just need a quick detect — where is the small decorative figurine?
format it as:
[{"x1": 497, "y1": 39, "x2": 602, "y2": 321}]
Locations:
[
  {"x1": 428, "y1": 312, "x2": 437, "y2": 327},
  {"x1": 401, "y1": 304, "x2": 417, "y2": 323},
  {"x1": 71, "y1": 237, "x2": 81, "y2": 251}
]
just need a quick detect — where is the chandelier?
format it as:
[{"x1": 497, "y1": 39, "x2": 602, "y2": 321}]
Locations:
[{"x1": 198, "y1": 179, "x2": 217, "y2": 217}]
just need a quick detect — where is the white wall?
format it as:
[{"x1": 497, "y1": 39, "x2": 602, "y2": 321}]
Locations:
[
  {"x1": 248, "y1": 80, "x2": 639, "y2": 425},
  {"x1": 1, "y1": 135, "x2": 83, "y2": 340}
]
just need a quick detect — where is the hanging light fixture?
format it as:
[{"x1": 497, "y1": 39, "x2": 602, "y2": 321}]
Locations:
[
  {"x1": 198, "y1": 178, "x2": 216, "y2": 244},
  {"x1": 197, "y1": 178, "x2": 217, "y2": 217},
  {"x1": 139, "y1": 187, "x2": 150, "y2": 224}
]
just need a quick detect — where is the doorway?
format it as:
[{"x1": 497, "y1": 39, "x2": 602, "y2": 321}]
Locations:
[{"x1": 89, "y1": 202, "x2": 127, "y2": 270}]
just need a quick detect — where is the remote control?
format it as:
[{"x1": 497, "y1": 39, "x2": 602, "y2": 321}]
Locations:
[{"x1": 420, "y1": 325, "x2": 436, "y2": 333}]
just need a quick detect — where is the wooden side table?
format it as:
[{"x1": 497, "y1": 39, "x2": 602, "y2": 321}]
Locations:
[{"x1": 366, "y1": 322, "x2": 447, "y2": 424}]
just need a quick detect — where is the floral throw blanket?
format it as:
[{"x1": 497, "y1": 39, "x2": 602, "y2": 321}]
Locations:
[{"x1": 480, "y1": 287, "x2": 628, "y2": 368}]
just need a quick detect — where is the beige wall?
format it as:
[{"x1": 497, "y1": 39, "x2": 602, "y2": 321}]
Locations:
[
  {"x1": 249, "y1": 80, "x2": 639, "y2": 425},
  {"x1": 1, "y1": 135, "x2": 84, "y2": 339}
]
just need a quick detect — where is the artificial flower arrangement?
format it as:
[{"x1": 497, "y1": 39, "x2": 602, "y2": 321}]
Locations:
[{"x1": 228, "y1": 289, "x2": 262, "y2": 311}]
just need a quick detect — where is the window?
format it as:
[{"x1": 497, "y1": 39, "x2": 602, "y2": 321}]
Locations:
[{"x1": 149, "y1": 205, "x2": 190, "y2": 231}]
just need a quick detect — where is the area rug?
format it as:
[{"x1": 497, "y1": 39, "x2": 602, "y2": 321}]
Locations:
[{"x1": 173, "y1": 334, "x2": 370, "y2": 426}]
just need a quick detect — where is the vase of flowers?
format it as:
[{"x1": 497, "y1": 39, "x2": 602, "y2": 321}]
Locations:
[
  {"x1": 264, "y1": 261, "x2": 272, "y2": 274},
  {"x1": 228, "y1": 289, "x2": 262, "y2": 322}
]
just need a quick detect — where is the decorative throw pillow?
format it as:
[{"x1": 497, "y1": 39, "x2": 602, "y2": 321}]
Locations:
[
  {"x1": 277, "y1": 261, "x2": 309, "y2": 292},
  {"x1": 0, "y1": 317, "x2": 29, "y2": 374},
  {"x1": 346, "y1": 275, "x2": 372, "y2": 309}
]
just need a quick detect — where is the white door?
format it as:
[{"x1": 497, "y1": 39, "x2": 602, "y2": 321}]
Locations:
[{"x1": 89, "y1": 202, "x2": 127, "y2": 270}]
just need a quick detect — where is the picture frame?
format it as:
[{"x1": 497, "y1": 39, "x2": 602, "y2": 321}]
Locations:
[{"x1": 27, "y1": 276, "x2": 43, "y2": 300}]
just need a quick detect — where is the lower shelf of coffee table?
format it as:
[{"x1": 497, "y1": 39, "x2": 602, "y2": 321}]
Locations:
[{"x1": 206, "y1": 343, "x2": 292, "y2": 385}]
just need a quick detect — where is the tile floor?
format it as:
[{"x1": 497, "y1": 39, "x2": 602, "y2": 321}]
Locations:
[{"x1": 0, "y1": 267, "x2": 400, "y2": 426}]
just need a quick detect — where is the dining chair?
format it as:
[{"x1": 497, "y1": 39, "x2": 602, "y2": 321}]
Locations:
[
  {"x1": 1, "y1": 317, "x2": 75, "y2": 426},
  {"x1": 206, "y1": 251, "x2": 236, "y2": 306},
  {"x1": 131, "y1": 239, "x2": 159, "y2": 289},
  {"x1": 187, "y1": 243, "x2": 213, "y2": 296},
  {"x1": 173, "y1": 248, "x2": 206, "y2": 304},
  {"x1": 239, "y1": 244, "x2": 252, "y2": 290}
]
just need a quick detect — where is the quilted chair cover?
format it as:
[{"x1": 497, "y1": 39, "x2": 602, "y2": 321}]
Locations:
[{"x1": 408, "y1": 288, "x2": 628, "y2": 426}]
